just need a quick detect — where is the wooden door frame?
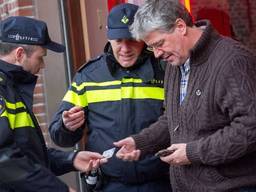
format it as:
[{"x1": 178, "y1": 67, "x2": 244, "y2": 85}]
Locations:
[{"x1": 63, "y1": 0, "x2": 86, "y2": 71}]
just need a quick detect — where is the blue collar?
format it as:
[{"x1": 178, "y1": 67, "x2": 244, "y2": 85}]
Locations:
[
  {"x1": 104, "y1": 42, "x2": 155, "y2": 82},
  {"x1": 0, "y1": 59, "x2": 37, "y2": 84}
]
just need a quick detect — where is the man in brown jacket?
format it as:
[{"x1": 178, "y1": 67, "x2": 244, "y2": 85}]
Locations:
[{"x1": 114, "y1": 0, "x2": 256, "y2": 192}]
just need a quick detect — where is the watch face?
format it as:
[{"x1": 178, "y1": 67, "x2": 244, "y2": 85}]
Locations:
[{"x1": 0, "y1": 96, "x2": 6, "y2": 116}]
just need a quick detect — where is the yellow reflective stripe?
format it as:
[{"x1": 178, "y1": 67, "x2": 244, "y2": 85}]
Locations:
[
  {"x1": 87, "y1": 89, "x2": 121, "y2": 103},
  {"x1": 122, "y1": 87, "x2": 164, "y2": 100},
  {"x1": 63, "y1": 90, "x2": 88, "y2": 107},
  {"x1": 0, "y1": 110, "x2": 7, "y2": 117},
  {"x1": 87, "y1": 87, "x2": 164, "y2": 103},
  {"x1": 72, "y1": 81, "x2": 121, "y2": 91},
  {"x1": 71, "y1": 78, "x2": 143, "y2": 91},
  {"x1": 0, "y1": 99, "x2": 34, "y2": 129},
  {"x1": 121, "y1": 79, "x2": 143, "y2": 83},
  {"x1": 5, "y1": 101, "x2": 25, "y2": 109},
  {"x1": 1, "y1": 110, "x2": 35, "y2": 129}
]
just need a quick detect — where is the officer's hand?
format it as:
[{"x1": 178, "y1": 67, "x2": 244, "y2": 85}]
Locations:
[
  {"x1": 114, "y1": 137, "x2": 141, "y2": 161},
  {"x1": 73, "y1": 151, "x2": 108, "y2": 173},
  {"x1": 62, "y1": 106, "x2": 85, "y2": 131}
]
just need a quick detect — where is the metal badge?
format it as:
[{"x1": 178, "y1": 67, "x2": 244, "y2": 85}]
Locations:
[
  {"x1": 195, "y1": 89, "x2": 202, "y2": 96},
  {"x1": 121, "y1": 15, "x2": 129, "y2": 24}
]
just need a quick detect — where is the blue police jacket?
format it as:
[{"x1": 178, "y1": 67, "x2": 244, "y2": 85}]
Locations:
[
  {"x1": 0, "y1": 59, "x2": 76, "y2": 192},
  {"x1": 49, "y1": 43, "x2": 171, "y2": 190}
]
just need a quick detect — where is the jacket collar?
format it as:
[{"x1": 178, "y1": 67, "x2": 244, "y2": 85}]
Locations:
[
  {"x1": 104, "y1": 42, "x2": 155, "y2": 82},
  {"x1": 190, "y1": 20, "x2": 221, "y2": 66},
  {"x1": 0, "y1": 59, "x2": 38, "y2": 110},
  {"x1": 0, "y1": 59, "x2": 37, "y2": 84}
]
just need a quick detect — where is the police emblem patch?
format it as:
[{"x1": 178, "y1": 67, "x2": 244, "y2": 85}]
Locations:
[
  {"x1": 121, "y1": 15, "x2": 129, "y2": 24},
  {"x1": 0, "y1": 96, "x2": 6, "y2": 116}
]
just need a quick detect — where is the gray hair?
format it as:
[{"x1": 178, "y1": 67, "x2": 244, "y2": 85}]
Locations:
[
  {"x1": 130, "y1": 0, "x2": 193, "y2": 40},
  {"x1": 0, "y1": 41, "x2": 36, "y2": 56}
]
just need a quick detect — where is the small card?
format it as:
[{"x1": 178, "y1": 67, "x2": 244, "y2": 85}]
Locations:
[{"x1": 102, "y1": 147, "x2": 116, "y2": 159}]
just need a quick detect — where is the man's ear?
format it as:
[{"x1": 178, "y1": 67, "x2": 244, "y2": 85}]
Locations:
[
  {"x1": 175, "y1": 18, "x2": 187, "y2": 35},
  {"x1": 15, "y1": 47, "x2": 26, "y2": 63}
]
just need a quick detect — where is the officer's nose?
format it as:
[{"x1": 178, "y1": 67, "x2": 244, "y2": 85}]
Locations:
[{"x1": 120, "y1": 42, "x2": 130, "y2": 53}]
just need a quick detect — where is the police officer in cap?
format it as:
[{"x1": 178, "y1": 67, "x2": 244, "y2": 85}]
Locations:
[
  {"x1": 0, "y1": 16, "x2": 107, "y2": 192},
  {"x1": 49, "y1": 3, "x2": 172, "y2": 192}
]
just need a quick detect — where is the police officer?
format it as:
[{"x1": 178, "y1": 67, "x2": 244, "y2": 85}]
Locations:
[
  {"x1": 49, "y1": 3, "x2": 172, "y2": 192},
  {"x1": 0, "y1": 16, "x2": 107, "y2": 192}
]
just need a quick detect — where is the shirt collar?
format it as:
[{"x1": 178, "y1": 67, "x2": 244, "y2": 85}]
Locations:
[{"x1": 180, "y1": 58, "x2": 190, "y2": 75}]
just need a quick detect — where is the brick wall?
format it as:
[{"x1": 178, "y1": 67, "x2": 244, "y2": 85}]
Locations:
[
  {"x1": 191, "y1": 0, "x2": 256, "y2": 52},
  {"x1": 0, "y1": 0, "x2": 35, "y2": 18},
  {"x1": 0, "y1": 0, "x2": 48, "y2": 139}
]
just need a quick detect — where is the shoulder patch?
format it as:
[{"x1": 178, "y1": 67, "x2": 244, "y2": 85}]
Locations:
[
  {"x1": 78, "y1": 55, "x2": 103, "y2": 72},
  {"x1": 0, "y1": 72, "x2": 7, "y2": 86},
  {"x1": 0, "y1": 96, "x2": 6, "y2": 116}
]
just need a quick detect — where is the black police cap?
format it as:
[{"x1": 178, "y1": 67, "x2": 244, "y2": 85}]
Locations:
[
  {"x1": 107, "y1": 3, "x2": 138, "y2": 40},
  {"x1": 0, "y1": 16, "x2": 65, "y2": 53}
]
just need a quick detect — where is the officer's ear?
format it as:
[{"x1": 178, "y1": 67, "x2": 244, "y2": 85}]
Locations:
[{"x1": 15, "y1": 47, "x2": 26, "y2": 64}]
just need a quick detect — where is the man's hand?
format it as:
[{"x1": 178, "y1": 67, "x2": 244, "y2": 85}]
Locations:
[
  {"x1": 114, "y1": 137, "x2": 141, "y2": 161},
  {"x1": 160, "y1": 143, "x2": 191, "y2": 166},
  {"x1": 69, "y1": 187, "x2": 76, "y2": 192},
  {"x1": 73, "y1": 151, "x2": 108, "y2": 173},
  {"x1": 62, "y1": 106, "x2": 85, "y2": 131}
]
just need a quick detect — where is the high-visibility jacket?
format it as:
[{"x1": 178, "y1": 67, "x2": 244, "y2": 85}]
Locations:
[
  {"x1": 49, "y1": 44, "x2": 171, "y2": 192},
  {"x1": 0, "y1": 59, "x2": 76, "y2": 192}
]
